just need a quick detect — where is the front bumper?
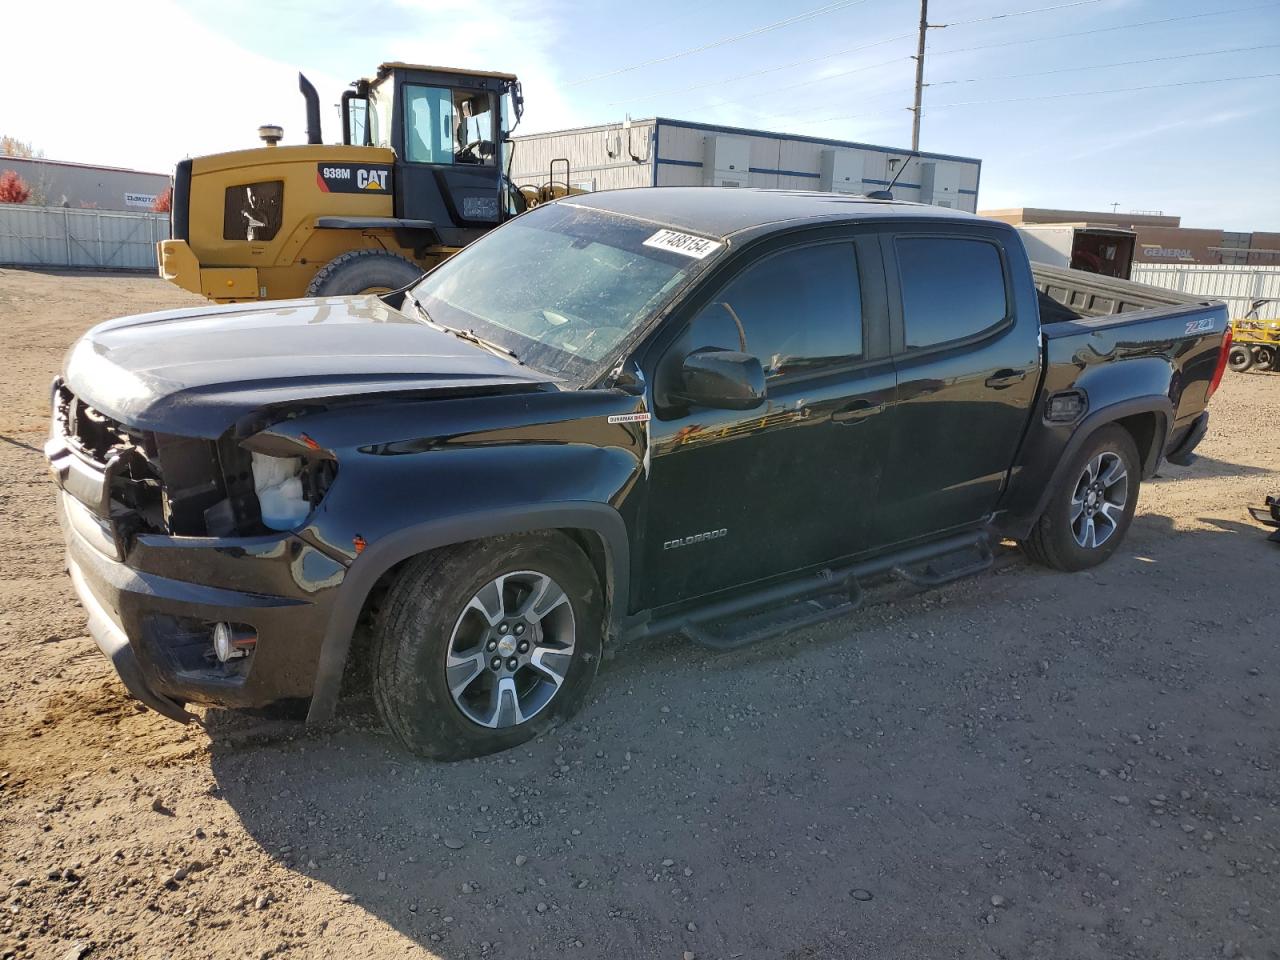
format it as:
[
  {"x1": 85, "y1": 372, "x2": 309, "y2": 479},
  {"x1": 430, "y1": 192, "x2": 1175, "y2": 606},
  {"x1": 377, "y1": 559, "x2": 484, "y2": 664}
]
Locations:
[
  {"x1": 57, "y1": 491, "x2": 346, "y2": 720},
  {"x1": 157, "y1": 239, "x2": 259, "y2": 301}
]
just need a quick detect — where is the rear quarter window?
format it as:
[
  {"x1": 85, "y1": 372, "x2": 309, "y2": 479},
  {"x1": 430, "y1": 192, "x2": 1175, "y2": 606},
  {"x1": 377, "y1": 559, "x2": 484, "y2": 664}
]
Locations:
[{"x1": 897, "y1": 237, "x2": 1008, "y2": 350}]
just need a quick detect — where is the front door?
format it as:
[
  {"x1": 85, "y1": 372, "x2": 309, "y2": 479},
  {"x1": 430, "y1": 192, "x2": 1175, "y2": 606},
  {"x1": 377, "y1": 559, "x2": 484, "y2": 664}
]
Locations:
[{"x1": 637, "y1": 233, "x2": 896, "y2": 611}]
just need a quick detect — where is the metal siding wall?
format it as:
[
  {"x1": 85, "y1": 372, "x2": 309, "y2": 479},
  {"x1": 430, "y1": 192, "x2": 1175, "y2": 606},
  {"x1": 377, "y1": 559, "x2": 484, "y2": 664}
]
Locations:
[
  {"x1": 1, "y1": 158, "x2": 169, "y2": 211},
  {"x1": 511, "y1": 122, "x2": 654, "y2": 192},
  {"x1": 0, "y1": 205, "x2": 168, "y2": 270},
  {"x1": 517, "y1": 120, "x2": 981, "y2": 209},
  {"x1": 1130, "y1": 264, "x2": 1280, "y2": 317},
  {"x1": 657, "y1": 165, "x2": 703, "y2": 187}
]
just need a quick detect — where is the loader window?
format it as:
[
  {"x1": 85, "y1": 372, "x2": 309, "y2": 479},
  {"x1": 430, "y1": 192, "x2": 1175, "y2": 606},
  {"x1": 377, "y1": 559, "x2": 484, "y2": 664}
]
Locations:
[
  {"x1": 222, "y1": 181, "x2": 283, "y2": 242},
  {"x1": 405, "y1": 84, "x2": 497, "y2": 166},
  {"x1": 405, "y1": 85, "x2": 453, "y2": 164},
  {"x1": 453, "y1": 90, "x2": 496, "y2": 165}
]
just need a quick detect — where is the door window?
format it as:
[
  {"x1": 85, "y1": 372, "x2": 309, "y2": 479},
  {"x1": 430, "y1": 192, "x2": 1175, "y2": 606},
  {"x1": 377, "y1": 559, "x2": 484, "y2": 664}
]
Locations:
[
  {"x1": 686, "y1": 242, "x2": 862, "y2": 380},
  {"x1": 404, "y1": 84, "x2": 497, "y2": 166},
  {"x1": 896, "y1": 237, "x2": 1008, "y2": 349},
  {"x1": 405, "y1": 85, "x2": 453, "y2": 164}
]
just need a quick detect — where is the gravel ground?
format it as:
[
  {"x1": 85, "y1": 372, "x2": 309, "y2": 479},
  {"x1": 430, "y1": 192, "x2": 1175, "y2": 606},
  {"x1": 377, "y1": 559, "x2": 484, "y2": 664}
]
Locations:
[{"x1": 1, "y1": 266, "x2": 1277, "y2": 960}]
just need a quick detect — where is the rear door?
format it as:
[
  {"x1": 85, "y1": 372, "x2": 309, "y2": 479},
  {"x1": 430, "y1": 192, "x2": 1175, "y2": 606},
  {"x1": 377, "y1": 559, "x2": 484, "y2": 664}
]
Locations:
[
  {"x1": 636, "y1": 230, "x2": 896, "y2": 611},
  {"x1": 876, "y1": 227, "x2": 1041, "y2": 544}
]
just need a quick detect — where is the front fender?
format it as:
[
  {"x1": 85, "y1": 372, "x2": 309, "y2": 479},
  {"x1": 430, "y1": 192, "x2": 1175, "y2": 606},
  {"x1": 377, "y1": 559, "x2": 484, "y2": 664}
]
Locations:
[{"x1": 305, "y1": 500, "x2": 630, "y2": 722}]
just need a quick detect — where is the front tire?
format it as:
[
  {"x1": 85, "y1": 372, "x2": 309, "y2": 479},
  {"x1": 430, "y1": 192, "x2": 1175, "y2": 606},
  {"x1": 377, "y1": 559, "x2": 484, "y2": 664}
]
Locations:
[
  {"x1": 1020, "y1": 424, "x2": 1141, "y2": 572},
  {"x1": 372, "y1": 532, "x2": 603, "y2": 760}
]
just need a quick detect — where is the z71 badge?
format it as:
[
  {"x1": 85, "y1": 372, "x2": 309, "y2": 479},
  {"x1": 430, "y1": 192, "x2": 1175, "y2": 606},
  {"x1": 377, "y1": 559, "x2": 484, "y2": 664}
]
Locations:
[
  {"x1": 316, "y1": 163, "x2": 392, "y2": 194},
  {"x1": 1185, "y1": 317, "x2": 1216, "y2": 335}
]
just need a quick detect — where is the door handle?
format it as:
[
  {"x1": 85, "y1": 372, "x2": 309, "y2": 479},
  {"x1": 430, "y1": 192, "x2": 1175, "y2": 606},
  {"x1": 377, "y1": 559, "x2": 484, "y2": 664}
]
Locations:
[
  {"x1": 985, "y1": 369, "x2": 1027, "y2": 389},
  {"x1": 831, "y1": 399, "x2": 886, "y2": 424}
]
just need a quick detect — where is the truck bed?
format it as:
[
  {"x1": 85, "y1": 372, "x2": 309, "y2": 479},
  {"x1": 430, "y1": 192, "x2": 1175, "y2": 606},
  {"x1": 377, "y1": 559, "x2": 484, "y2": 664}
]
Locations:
[{"x1": 1031, "y1": 261, "x2": 1208, "y2": 321}]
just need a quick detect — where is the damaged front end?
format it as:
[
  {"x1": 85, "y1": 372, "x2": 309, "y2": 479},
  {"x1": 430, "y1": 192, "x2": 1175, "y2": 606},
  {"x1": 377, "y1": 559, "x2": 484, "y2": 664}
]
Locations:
[
  {"x1": 46, "y1": 379, "x2": 347, "y2": 718},
  {"x1": 47, "y1": 380, "x2": 337, "y2": 547}
]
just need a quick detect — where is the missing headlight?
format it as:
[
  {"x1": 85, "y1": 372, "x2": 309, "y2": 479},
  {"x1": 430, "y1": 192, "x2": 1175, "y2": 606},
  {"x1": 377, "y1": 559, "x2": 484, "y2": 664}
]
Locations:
[{"x1": 251, "y1": 452, "x2": 310, "y2": 530}]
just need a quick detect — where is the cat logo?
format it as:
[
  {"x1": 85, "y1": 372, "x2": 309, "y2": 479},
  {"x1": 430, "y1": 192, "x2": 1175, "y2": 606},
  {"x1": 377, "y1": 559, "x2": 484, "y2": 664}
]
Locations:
[{"x1": 316, "y1": 163, "x2": 392, "y2": 194}]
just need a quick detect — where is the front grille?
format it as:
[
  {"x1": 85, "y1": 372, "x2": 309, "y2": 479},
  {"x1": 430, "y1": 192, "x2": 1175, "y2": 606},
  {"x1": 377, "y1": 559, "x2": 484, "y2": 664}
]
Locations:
[
  {"x1": 54, "y1": 383, "x2": 167, "y2": 536},
  {"x1": 55, "y1": 383, "x2": 154, "y2": 465},
  {"x1": 52, "y1": 382, "x2": 295, "y2": 541}
]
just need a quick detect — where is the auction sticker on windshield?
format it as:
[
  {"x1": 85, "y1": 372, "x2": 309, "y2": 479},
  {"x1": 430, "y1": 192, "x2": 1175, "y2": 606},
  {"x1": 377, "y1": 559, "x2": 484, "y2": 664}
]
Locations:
[{"x1": 643, "y1": 229, "x2": 722, "y2": 260}]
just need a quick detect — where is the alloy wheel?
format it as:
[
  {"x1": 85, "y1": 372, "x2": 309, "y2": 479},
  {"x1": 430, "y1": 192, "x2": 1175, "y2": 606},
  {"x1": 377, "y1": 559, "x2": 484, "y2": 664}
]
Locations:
[
  {"x1": 1070, "y1": 451, "x2": 1129, "y2": 549},
  {"x1": 444, "y1": 571, "x2": 576, "y2": 728}
]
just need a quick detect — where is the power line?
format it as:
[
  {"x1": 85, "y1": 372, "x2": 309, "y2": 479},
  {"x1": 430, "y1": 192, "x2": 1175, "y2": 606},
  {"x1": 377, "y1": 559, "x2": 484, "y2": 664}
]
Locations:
[
  {"x1": 928, "y1": 43, "x2": 1280, "y2": 87},
  {"x1": 568, "y1": 0, "x2": 869, "y2": 87},
  {"x1": 931, "y1": 2, "x2": 1280, "y2": 58},
  {"x1": 809, "y1": 72, "x2": 1280, "y2": 125},
  {"x1": 935, "y1": 0, "x2": 1106, "y2": 28},
  {"x1": 607, "y1": 33, "x2": 913, "y2": 106},
  {"x1": 931, "y1": 72, "x2": 1280, "y2": 108},
  {"x1": 603, "y1": 0, "x2": 1276, "y2": 112}
]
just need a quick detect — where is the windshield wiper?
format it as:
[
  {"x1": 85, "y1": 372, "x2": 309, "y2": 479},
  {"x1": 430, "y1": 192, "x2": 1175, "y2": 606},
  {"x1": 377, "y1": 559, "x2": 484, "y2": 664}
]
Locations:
[{"x1": 409, "y1": 296, "x2": 522, "y2": 364}]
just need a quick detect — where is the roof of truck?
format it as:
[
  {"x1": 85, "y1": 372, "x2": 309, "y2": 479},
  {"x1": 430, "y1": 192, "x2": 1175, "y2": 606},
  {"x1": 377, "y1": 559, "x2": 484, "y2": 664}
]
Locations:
[{"x1": 563, "y1": 187, "x2": 993, "y2": 241}]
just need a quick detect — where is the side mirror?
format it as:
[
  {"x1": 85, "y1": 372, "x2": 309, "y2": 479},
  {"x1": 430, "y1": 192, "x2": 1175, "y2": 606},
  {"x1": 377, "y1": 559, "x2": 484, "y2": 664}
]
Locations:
[{"x1": 677, "y1": 350, "x2": 766, "y2": 410}]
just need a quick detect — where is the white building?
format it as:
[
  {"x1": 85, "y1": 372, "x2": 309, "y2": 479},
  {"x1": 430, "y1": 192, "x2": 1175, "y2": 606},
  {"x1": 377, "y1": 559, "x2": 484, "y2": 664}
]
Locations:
[{"x1": 511, "y1": 117, "x2": 981, "y2": 211}]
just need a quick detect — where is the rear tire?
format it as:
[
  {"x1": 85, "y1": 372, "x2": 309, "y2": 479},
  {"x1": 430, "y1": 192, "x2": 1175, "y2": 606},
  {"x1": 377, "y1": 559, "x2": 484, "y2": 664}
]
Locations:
[
  {"x1": 371, "y1": 532, "x2": 603, "y2": 760},
  {"x1": 1019, "y1": 424, "x2": 1141, "y2": 572},
  {"x1": 306, "y1": 249, "x2": 424, "y2": 297},
  {"x1": 1228, "y1": 344, "x2": 1254, "y2": 372}
]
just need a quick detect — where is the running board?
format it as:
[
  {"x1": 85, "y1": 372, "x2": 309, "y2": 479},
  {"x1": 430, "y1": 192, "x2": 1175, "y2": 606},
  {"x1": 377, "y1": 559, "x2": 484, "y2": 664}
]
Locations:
[
  {"x1": 682, "y1": 580, "x2": 864, "y2": 651},
  {"x1": 891, "y1": 540, "x2": 993, "y2": 587},
  {"x1": 624, "y1": 530, "x2": 995, "y2": 651}
]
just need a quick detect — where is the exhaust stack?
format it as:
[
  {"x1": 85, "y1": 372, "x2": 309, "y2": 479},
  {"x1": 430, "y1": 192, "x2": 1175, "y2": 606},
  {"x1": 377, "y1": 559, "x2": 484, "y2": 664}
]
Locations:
[{"x1": 299, "y1": 73, "x2": 323, "y2": 145}]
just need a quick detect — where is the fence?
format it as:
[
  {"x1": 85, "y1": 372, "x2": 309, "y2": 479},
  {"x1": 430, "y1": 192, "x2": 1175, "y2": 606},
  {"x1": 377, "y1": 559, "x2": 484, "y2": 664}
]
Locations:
[
  {"x1": 0, "y1": 204, "x2": 169, "y2": 271},
  {"x1": 1131, "y1": 263, "x2": 1280, "y2": 318}
]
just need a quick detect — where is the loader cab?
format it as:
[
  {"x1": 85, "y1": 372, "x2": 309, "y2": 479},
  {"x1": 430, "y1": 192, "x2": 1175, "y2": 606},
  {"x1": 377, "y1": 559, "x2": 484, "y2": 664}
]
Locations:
[{"x1": 342, "y1": 63, "x2": 523, "y2": 246}]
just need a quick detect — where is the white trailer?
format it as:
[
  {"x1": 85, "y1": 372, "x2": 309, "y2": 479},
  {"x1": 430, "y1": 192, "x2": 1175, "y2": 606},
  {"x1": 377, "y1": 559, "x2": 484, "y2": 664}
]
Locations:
[{"x1": 1016, "y1": 224, "x2": 1137, "y2": 279}]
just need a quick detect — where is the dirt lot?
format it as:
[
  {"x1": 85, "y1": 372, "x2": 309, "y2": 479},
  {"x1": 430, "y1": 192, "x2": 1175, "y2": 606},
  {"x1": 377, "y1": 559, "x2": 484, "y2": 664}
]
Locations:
[{"x1": 1, "y1": 266, "x2": 1277, "y2": 960}]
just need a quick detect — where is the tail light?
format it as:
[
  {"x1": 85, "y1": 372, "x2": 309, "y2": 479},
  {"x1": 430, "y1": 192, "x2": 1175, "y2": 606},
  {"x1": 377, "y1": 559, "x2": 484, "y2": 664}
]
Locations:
[{"x1": 1207, "y1": 325, "x2": 1233, "y2": 400}]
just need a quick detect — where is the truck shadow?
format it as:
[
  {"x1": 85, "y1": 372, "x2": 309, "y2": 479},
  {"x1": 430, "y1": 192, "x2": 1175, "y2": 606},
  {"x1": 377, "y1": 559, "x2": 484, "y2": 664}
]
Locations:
[
  {"x1": 1151, "y1": 454, "x2": 1271, "y2": 482},
  {"x1": 205, "y1": 513, "x2": 1279, "y2": 959}
]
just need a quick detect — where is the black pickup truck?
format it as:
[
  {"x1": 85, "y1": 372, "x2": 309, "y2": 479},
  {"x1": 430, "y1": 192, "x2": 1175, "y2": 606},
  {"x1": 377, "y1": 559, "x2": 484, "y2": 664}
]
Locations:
[{"x1": 46, "y1": 189, "x2": 1232, "y2": 758}]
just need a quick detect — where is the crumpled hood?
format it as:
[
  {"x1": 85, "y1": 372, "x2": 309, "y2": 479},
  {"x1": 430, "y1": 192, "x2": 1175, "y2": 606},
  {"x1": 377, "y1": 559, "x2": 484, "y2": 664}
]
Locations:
[{"x1": 63, "y1": 295, "x2": 553, "y2": 437}]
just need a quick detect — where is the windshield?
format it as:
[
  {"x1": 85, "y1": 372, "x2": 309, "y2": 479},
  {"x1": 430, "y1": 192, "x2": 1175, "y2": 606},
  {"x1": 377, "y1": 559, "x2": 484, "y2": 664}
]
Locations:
[{"x1": 408, "y1": 203, "x2": 723, "y2": 381}]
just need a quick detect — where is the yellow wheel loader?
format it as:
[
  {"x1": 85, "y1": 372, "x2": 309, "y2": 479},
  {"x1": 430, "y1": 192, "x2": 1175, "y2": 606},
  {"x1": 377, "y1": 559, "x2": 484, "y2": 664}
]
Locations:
[
  {"x1": 1227, "y1": 299, "x2": 1280, "y2": 373},
  {"x1": 159, "y1": 64, "x2": 541, "y2": 303}
]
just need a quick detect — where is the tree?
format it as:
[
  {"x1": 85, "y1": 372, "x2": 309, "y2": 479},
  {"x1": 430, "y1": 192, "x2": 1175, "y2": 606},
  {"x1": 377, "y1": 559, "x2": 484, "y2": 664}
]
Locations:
[
  {"x1": 0, "y1": 170, "x2": 31, "y2": 204},
  {"x1": 0, "y1": 135, "x2": 42, "y2": 159},
  {"x1": 152, "y1": 187, "x2": 172, "y2": 213}
]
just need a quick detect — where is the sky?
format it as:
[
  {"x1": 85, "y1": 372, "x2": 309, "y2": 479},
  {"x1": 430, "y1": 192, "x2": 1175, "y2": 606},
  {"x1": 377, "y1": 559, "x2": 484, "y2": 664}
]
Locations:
[{"x1": 3, "y1": 0, "x2": 1278, "y2": 229}]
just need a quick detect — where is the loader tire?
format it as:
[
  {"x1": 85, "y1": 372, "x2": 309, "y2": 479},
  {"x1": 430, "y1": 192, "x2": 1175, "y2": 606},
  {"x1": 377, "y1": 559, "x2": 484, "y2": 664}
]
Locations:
[{"x1": 306, "y1": 249, "x2": 424, "y2": 297}]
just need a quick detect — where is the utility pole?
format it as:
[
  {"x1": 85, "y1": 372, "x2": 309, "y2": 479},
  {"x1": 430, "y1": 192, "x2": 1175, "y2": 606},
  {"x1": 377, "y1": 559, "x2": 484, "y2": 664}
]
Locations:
[{"x1": 910, "y1": 0, "x2": 928, "y2": 151}]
